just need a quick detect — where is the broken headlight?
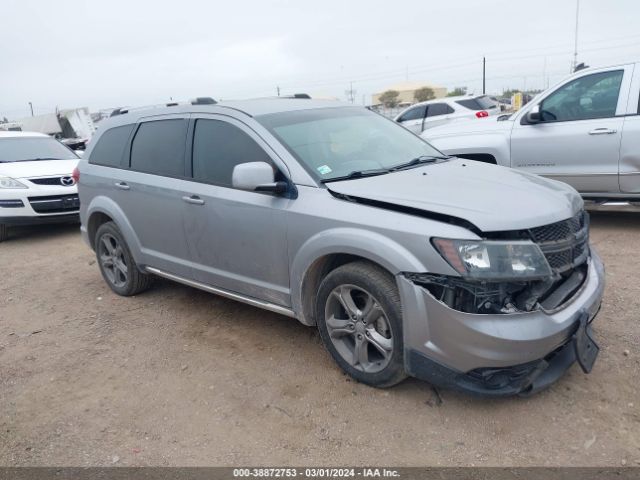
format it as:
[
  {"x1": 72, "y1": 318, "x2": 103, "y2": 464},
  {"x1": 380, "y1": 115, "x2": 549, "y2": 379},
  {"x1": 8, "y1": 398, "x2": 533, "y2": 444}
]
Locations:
[{"x1": 432, "y1": 238, "x2": 552, "y2": 281}]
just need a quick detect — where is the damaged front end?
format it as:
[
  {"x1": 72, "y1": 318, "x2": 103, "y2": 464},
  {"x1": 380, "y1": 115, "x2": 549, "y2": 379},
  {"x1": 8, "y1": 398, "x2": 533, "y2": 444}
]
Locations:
[
  {"x1": 409, "y1": 210, "x2": 591, "y2": 314},
  {"x1": 406, "y1": 265, "x2": 587, "y2": 314}
]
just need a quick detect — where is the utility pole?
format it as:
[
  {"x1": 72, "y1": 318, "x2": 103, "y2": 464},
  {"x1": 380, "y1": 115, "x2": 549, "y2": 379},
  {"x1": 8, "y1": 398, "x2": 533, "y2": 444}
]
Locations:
[
  {"x1": 28, "y1": 102, "x2": 34, "y2": 117},
  {"x1": 571, "y1": 0, "x2": 580, "y2": 72},
  {"x1": 277, "y1": 86, "x2": 280, "y2": 97},
  {"x1": 482, "y1": 57, "x2": 486, "y2": 95},
  {"x1": 345, "y1": 82, "x2": 356, "y2": 103}
]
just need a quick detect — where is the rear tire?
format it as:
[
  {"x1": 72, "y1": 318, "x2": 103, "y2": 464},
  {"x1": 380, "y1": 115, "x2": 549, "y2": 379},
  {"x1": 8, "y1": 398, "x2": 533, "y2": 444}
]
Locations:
[
  {"x1": 316, "y1": 261, "x2": 407, "y2": 388},
  {"x1": 95, "y1": 221, "x2": 152, "y2": 296},
  {"x1": 0, "y1": 224, "x2": 7, "y2": 242}
]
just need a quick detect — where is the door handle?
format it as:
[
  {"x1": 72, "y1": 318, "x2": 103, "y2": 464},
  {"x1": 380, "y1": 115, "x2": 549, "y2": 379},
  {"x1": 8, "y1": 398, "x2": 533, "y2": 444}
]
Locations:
[
  {"x1": 182, "y1": 195, "x2": 205, "y2": 206},
  {"x1": 588, "y1": 128, "x2": 617, "y2": 135},
  {"x1": 114, "y1": 182, "x2": 130, "y2": 190}
]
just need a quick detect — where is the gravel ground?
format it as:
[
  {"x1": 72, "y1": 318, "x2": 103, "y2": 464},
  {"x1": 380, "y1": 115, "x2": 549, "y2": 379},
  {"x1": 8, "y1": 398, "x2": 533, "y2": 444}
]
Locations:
[{"x1": 0, "y1": 213, "x2": 638, "y2": 466}]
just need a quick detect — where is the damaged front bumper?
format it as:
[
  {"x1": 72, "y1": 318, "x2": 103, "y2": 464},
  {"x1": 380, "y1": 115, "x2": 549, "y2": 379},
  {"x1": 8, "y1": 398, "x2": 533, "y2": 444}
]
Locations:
[{"x1": 398, "y1": 249, "x2": 605, "y2": 396}]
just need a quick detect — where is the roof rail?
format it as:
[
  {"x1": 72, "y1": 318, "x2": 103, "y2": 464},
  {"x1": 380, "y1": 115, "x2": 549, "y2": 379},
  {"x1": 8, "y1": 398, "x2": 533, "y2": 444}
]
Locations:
[
  {"x1": 280, "y1": 93, "x2": 311, "y2": 99},
  {"x1": 109, "y1": 97, "x2": 218, "y2": 116},
  {"x1": 190, "y1": 97, "x2": 217, "y2": 105}
]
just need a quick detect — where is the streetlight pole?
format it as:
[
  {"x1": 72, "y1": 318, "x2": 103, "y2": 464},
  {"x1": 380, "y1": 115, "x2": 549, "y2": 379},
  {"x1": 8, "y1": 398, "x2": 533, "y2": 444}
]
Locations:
[
  {"x1": 572, "y1": 0, "x2": 580, "y2": 72},
  {"x1": 482, "y1": 57, "x2": 486, "y2": 95},
  {"x1": 29, "y1": 102, "x2": 34, "y2": 117}
]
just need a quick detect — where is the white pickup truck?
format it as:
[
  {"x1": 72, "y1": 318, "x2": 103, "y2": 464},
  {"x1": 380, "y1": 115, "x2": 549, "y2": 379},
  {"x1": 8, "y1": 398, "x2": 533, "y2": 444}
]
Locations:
[{"x1": 422, "y1": 62, "x2": 640, "y2": 210}]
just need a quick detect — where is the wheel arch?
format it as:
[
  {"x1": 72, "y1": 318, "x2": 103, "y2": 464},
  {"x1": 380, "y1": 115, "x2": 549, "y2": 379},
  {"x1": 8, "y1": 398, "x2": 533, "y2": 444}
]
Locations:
[
  {"x1": 85, "y1": 196, "x2": 142, "y2": 261},
  {"x1": 428, "y1": 132, "x2": 510, "y2": 166},
  {"x1": 452, "y1": 153, "x2": 498, "y2": 165},
  {"x1": 291, "y1": 228, "x2": 426, "y2": 326}
]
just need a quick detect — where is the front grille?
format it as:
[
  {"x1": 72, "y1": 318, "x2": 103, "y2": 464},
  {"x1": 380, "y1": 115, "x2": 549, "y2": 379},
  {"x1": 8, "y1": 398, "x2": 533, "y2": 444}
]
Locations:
[
  {"x1": 28, "y1": 176, "x2": 75, "y2": 186},
  {"x1": 28, "y1": 194, "x2": 80, "y2": 214},
  {"x1": 529, "y1": 210, "x2": 586, "y2": 243},
  {"x1": 29, "y1": 177, "x2": 63, "y2": 185},
  {"x1": 545, "y1": 250, "x2": 573, "y2": 270},
  {"x1": 530, "y1": 211, "x2": 589, "y2": 273}
]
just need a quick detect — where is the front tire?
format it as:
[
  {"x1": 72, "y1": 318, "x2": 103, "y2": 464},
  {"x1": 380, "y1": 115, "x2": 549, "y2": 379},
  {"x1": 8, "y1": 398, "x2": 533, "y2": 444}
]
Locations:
[
  {"x1": 316, "y1": 261, "x2": 407, "y2": 388},
  {"x1": 95, "y1": 221, "x2": 151, "y2": 296}
]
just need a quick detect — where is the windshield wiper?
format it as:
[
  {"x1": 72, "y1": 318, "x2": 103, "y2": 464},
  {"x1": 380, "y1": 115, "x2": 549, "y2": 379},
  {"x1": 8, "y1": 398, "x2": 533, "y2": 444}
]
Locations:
[
  {"x1": 321, "y1": 168, "x2": 390, "y2": 184},
  {"x1": 390, "y1": 155, "x2": 450, "y2": 172}
]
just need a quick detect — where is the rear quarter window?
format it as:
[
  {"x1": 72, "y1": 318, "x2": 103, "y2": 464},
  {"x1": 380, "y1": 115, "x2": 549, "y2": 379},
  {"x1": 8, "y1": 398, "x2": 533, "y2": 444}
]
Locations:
[{"x1": 88, "y1": 124, "x2": 135, "y2": 167}]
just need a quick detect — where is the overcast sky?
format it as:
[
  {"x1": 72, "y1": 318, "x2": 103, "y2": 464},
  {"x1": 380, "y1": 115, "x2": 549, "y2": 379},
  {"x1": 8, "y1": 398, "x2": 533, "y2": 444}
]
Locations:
[{"x1": 1, "y1": 0, "x2": 639, "y2": 118}]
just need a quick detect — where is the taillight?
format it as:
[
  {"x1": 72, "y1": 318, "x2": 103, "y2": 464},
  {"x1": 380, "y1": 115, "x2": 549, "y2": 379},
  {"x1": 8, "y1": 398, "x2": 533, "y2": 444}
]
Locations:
[
  {"x1": 72, "y1": 166, "x2": 80, "y2": 184},
  {"x1": 475, "y1": 110, "x2": 489, "y2": 118}
]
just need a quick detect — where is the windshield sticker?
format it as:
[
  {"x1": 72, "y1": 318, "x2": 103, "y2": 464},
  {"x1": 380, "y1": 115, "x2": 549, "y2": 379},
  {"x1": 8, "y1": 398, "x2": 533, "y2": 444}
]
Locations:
[{"x1": 317, "y1": 165, "x2": 332, "y2": 175}]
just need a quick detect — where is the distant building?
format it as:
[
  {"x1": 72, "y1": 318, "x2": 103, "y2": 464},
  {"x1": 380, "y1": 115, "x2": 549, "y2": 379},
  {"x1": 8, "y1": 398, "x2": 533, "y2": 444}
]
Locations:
[{"x1": 372, "y1": 81, "x2": 447, "y2": 105}]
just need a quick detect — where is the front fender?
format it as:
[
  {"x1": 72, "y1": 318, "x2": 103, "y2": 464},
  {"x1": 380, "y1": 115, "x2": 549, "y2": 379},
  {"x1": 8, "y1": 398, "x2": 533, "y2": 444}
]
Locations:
[
  {"x1": 290, "y1": 228, "x2": 427, "y2": 325},
  {"x1": 85, "y1": 196, "x2": 143, "y2": 263}
]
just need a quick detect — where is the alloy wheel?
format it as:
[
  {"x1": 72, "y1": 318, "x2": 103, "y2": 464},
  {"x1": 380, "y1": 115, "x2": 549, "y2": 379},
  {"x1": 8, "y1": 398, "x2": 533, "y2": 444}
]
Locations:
[
  {"x1": 98, "y1": 233, "x2": 128, "y2": 288},
  {"x1": 324, "y1": 284, "x2": 394, "y2": 373}
]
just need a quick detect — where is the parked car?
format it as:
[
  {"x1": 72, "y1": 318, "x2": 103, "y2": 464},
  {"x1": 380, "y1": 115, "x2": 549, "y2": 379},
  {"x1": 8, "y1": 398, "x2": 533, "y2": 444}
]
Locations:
[
  {"x1": 422, "y1": 62, "x2": 640, "y2": 210},
  {"x1": 78, "y1": 99, "x2": 603, "y2": 396},
  {"x1": 394, "y1": 95, "x2": 500, "y2": 134},
  {"x1": 0, "y1": 131, "x2": 80, "y2": 242}
]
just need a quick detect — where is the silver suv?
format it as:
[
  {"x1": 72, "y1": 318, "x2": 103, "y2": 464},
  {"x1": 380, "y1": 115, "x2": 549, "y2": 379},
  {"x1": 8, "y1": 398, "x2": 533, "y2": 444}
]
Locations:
[{"x1": 78, "y1": 99, "x2": 604, "y2": 396}]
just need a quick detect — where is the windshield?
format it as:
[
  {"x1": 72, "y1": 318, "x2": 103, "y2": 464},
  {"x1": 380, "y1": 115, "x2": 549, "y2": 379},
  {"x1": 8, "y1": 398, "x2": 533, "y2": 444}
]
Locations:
[
  {"x1": 256, "y1": 107, "x2": 444, "y2": 182},
  {"x1": 0, "y1": 137, "x2": 77, "y2": 163}
]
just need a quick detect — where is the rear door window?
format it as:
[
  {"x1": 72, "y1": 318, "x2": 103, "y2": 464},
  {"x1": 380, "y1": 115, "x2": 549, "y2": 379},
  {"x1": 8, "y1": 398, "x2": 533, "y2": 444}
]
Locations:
[
  {"x1": 129, "y1": 119, "x2": 188, "y2": 177},
  {"x1": 88, "y1": 124, "x2": 135, "y2": 167},
  {"x1": 426, "y1": 103, "x2": 455, "y2": 117},
  {"x1": 397, "y1": 105, "x2": 426, "y2": 122}
]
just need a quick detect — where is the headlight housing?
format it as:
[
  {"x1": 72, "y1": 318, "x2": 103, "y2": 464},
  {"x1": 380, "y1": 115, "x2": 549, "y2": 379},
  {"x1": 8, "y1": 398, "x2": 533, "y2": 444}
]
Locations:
[
  {"x1": 432, "y1": 238, "x2": 552, "y2": 281},
  {"x1": 0, "y1": 177, "x2": 27, "y2": 189}
]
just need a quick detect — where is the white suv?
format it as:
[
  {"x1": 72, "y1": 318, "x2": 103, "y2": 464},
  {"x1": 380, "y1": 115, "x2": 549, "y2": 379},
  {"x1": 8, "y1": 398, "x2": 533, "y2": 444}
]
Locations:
[
  {"x1": 0, "y1": 131, "x2": 80, "y2": 241},
  {"x1": 422, "y1": 62, "x2": 640, "y2": 209},
  {"x1": 394, "y1": 95, "x2": 501, "y2": 134}
]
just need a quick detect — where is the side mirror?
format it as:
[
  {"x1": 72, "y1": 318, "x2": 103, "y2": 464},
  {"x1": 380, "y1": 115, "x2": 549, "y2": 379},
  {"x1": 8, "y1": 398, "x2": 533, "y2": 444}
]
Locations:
[
  {"x1": 525, "y1": 104, "x2": 542, "y2": 124},
  {"x1": 232, "y1": 162, "x2": 287, "y2": 194}
]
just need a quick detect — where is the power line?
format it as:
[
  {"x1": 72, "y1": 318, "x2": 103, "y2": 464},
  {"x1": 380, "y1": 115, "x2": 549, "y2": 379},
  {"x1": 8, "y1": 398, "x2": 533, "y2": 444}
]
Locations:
[{"x1": 225, "y1": 39, "x2": 639, "y2": 99}]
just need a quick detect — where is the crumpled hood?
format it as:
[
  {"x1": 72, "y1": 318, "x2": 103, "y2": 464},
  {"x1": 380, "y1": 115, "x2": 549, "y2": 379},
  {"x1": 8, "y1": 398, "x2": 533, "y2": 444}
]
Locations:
[
  {"x1": 0, "y1": 159, "x2": 78, "y2": 179},
  {"x1": 422, "y1": 115, "x2": 513, "y2": 140},
  {"x1": 327, "y1": 158, "x2": 583, "y2": 232}
]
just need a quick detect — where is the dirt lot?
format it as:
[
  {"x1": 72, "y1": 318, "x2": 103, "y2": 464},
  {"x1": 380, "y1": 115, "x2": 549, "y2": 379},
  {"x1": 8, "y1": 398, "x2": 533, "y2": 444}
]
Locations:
[{"x1": 0, "y1": 213, "x2": 639, "y2": 467}]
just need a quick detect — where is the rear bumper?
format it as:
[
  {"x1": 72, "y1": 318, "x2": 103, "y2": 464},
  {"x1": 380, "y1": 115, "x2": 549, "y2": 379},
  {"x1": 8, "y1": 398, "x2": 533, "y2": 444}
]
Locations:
[
  {"x1": 399, "y1": 249, "x2": 605, "y2": 395},
  {"x1": 80, "y1": 225, "x2": 91, "y2": 249}
]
